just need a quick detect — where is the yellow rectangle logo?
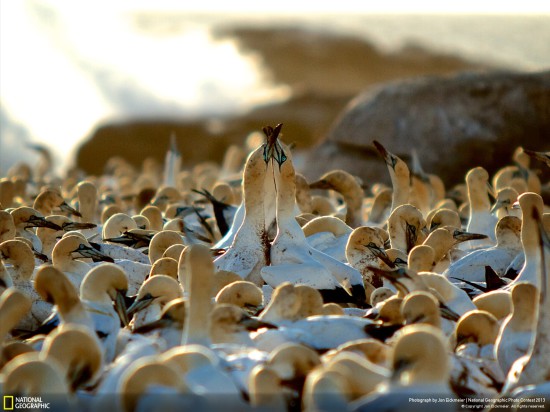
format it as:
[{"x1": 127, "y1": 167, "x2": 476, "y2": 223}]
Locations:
[{"x1": 3, "y1": 396, "x2": 14, "y2": 410}]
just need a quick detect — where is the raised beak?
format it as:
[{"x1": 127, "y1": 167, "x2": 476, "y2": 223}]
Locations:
[
  {"x1": 72, "y1": 244, "x2": 114, "y2": 262},
  {"x1": 452, "y1": 229, "x2": 488, "y2": 243},
  {"x1": 126, "y1": 294, "x2": 155, "y2": 318},
  {"x1": 239, "y1": 315, "x2": 277, "y2": 331},
  {"x1": 373, "y1": 140, "x2": 397, "y2": 169},
  {"x1": 62, "y1": 222, "x2": 97, "y2": 231},
  {"x1": 262, "y1": 123, "x2": 287, "y2": 168},
  {"x1": 59, "y1": 201, "x2": 82, "y2": 217},
  {"x1": 26, "y1": 215, "x2": 62, "y2": 231},
  {"x1": 114, "y1": 289, "x2": 129, "y2": 327}
]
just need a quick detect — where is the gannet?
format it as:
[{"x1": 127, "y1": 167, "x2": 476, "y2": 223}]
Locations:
[
  {"x1": 510, "y1": 192, "x2": 544, "y2": 287},
  {"x1": 495, "y1": 282, "x2": 537, "y2": 377},
  {"x1": 464, "y1": 167, "x2": 497, "y2": 248},
  {"x1": 127, "y1": 274, "x2": 182, "y2": 329},
  {"x1": 214, "y1": 145, "x2": 271, "y2": 285},
  {"x1": 387, "y1": 204, "x2": 427, "y2": 254},
  {"x1": 10, "y1": 206, "x2": 62, "y2": 252},
  {"x1": 79, "y1": 263, "x2": 129, "y2": 362},
  {"x1": 373, "y1": 140, "x2": 410, "y2": 214},
  {"x1": 261, "y1": 141, "x2": 366, "y2": 307},
  {"x1": 0, "y1": 239, "x2": 51, "y2": 328},
  {"x1": 351, "y1": 325, "x2": 456, "y2": 412},
  {"x1": 33, "y1": 188, "x2": 81, "y2": 218},
  {"x1": 52, "y1": 234, "x2": 113, "y2": 289},
  {"x1": 132, "y1": 297, "x2": 185, "y2": 349},
  {"x1": 444, "y1": 216, "x2": 522, "y2": 281},
  {"x1": 182, "y1": 244, "x2": 214, "y2": 346},
  {"x1": 33, "y1": 265, "x2": 94, "y2": 333},
  {"x1": 40, "y1": 324, "x2": 104, "y2": 391},
  {"x1": 248, "y1": 365, "x2": 287, "y2": 412},
  {"x1": 303, "y1": 216, "x2": 353, "y2": 263},
  {"x1": 215, "y1": 280, "x2": 264, "y2": 315},
  {"x1": 309, "y1": 169, "x2": 364, "y2": 228},
  {"x1": 0, "y1": 288, "x2": 31, "y2": 341}
]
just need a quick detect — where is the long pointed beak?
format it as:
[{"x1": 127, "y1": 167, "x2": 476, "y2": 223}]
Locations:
[
  {"x1": 59, "y1": 201, "x2": 82, "y2": 217},
  {"x1": 33, "y1": 250, "x2": 49, "y2": 262},
  {"x1": 26, "y1": 215, "x2": 62, "y2": 230},
  {"x1": 490, "y1": 200, "x2": 506, "y2": 214},
  {"x1": 366, "y1": 266, "x2": 411, "y2": 295},
  {"x1": 114, "y1": 290, "x2": 129, "y2": 327},
  {"x1": 452, "y1": 229, "x2": 488, "y2": 243},
  {"x1": 367, "y1": 244, "x2": 395, "y2": 268},
  {"x1": 262, "y1": 123, "x2": 287, "y2": 168},
  {"x1": 439, "y1": 303, "x2": 461, "y2": 322},
  {"x1": 126, "y1": 295, "x2": 155, "y2": 318},
  {"x1": 62, "y1": 222, "x2": 97, "y2": 231},
  {"x1": 72, "y1": 244, "x2": 114, "y2": 262},
  {"x1": 373, "y1": 140, "x2": 397, "y2": 169},
  {"x1": 239, "y1": 315, "x2": 277, "y2": 331}
]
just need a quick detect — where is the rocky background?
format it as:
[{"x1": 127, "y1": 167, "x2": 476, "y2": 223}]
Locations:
[{"x1": 76, "y1": 26, "x2": 549, "y2": 186}]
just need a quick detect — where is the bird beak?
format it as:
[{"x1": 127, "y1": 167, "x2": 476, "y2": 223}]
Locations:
[
  {"x1": 59, "y1": 201, "x2": 82, "y2": 218},
  {"x1": 62, "y1": 222, "x2": 97, "y2": 231},
  {"x1": 126, "y1": 294, "x2": 155, "y2": 318},
  {"x1": 391, "y1": 358, "x2": 410, "y2": 382},
  {"x1": 239, "y1": 315, "x2": 277, "y2": 331},
  {"x1": 373, "y1": 140, "x2": 398, "y2": 169},
  {"x1": 405, "y1": 222, "x2": 418, "y2": 252},
  {"x1": 429, "y1": 221, "x2": 441, "y2": 232},
  {"x1": 366, "y1": 266, "x2": 411, "y2": 295},
  {"x1": 25, "y1": 215, "x2": 62, "y2": 231},
  {"x1": 262, "y1": 123, "x2": 287, "y2": 168},
  {"x1": 72, "y1": 244, "x2": 114, "y2": 262},
  {"x1": 490, "y1": 200, "x2": 506, "y2": 214},
  {"x1": 439, "y1": 302, "x2": 461, "y2": 322},
  {"x1": 452, "y1": 229, "x2": 488, "y2": 243},
  {"x1": 367, "y1": 244, "x2": 395, "y2": 268},
  {"x1": 33, "y1": 250, "x2": 49, "y2": 262},
  {"x1": 114, "y1": 289, "x2": 130, "y2": 327}
]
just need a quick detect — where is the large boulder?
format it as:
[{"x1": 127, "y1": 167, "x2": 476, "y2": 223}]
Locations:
[{"x1": 304, "y1": 71, "x2": 550, "y2": 187}]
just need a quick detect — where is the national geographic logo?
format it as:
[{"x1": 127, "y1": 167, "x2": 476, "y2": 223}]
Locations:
[
  {"x1": 3, "y1": 396, "x2": 50, "y2": 410},
  {"x1": 3, "y1": 396, "x2": 14, "y2": 410}
]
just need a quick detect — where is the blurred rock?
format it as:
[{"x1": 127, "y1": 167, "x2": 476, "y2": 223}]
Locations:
[
  {"x1": 305, "y1": 71, "x2": 550, "y2": 187},
  {"x1": 76, "y1": 26, "x2": 484, "y2": 175}
]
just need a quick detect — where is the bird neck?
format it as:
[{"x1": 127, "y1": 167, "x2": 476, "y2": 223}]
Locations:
[{"x1": 182, "y1": 248, "x2": 213, "y2": 346}]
